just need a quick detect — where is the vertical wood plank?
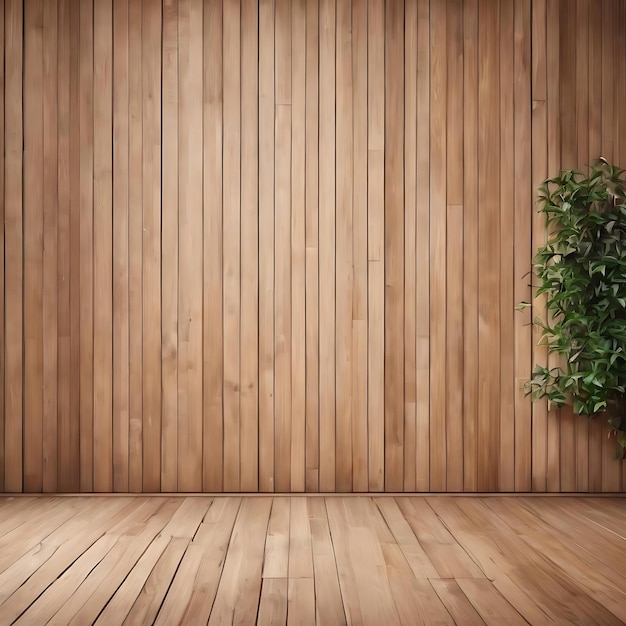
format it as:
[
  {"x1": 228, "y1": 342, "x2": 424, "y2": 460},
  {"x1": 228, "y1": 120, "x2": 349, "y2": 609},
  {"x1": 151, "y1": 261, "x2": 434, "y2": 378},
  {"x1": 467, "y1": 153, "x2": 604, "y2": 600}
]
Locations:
[
  {"x1": 142, "y1": 0, "x2": 162, "y2": 492},
  {"x1": 0, "y1": 0, "x2": 4, "y2": 491},
  {"x1": 274, "y1": 0, "x2": 292, "y2": 493},
  {"x1": 514, "y1": 0, "x2": 532, "y2": 492},
  {"x1": 336, "y1": 0, "x2": 353, "y2": 493},
  {"x1": 79, "y1": 0, "x2": 95, "y2": 493},
  {"x1": 259, "y1": 0, "x2": 275, "y2": 493},
  {"x1": 223, "y1": 0, "x2": 241, "y2": 492},
  {"x1": 545, "y1": 0, "x2": 560, "y2": 493},
  {"x1": 23, "y1": 0, "x2": 44, "y2": 493},
  {"x1": 290, "y1": 0, "x2": 306, "y2": 493},
  {"x1": 352, "y1": 0, "x2": 368, "y2": 493},
  {"x1": 616, "y1": 0, "x2": 626, "y2": 491},
  {"x1": 367, "y1": 0, "x2": 384, "y2": 492},
  {"x1": 203, "y1": 0, "x2": 223, "y2": 492},
  {"x1": 462, "y1": 0, "x2": 478, "y2": 492},
  {"x1": 573, "y1": 0, "x2": 589, "y2": 494},
  {"x1": 600, "y1": 0, "x2": 621, "y2": 493},
  {"x1": 69, "y1": 0, "x2": 81, "y2": 493},
  {"x1": 385, "y1": 0, "x2": 405, "y2": 492},
  {"x1": 319, "y1": 0, "x2": 336, "y2": 492},
  {"x1": 113, "y1": 0, "x2": 130, "y2": 493},
  {"x1": 403, "y1": 0, "x2": 418, "y2": 493},
  {"x1": 499, "y1": 0, "x2": 515, "y2": 492},
  {"x1": 531, "y1": 0, "x2": 548, "y2": 492},
  {"x1": 161, "y1": 0, "x2": 178, "y2": 493},
  {"x1": 587, "y1": 0, "x2": 602, "y2": 492},
  {"x1": 178, "y1": 0, "x2": 204, "y2": 492},
  {"x1": 415, "y1": 0, "x2": 430, "y2": 492},
  {"x1": 42, "y1": 0, "x2": 58, "y2": 493},
  {"x1": 477, "y1": 0, "x2": 500, "y2": 492},
  {"x1": 93, "y1": 0, "x2": 113, "y2": 493},
  {"x1": 305, "y1": 0, "x2": 320, "y2": 493},
  {"x1": 241, "y1": 0, "x2": 260, "y2": 492},
  {"x1": 429, "y1": 0, "x2": 447, "y2": 492},
  {"x1": 446, "y1": 0, "x2": 464, "y2": 492},
  {"x1": 558, "y1": 0, "x2": 577, "y2": 493},
  {"x1": 128, "y1": 0, "x2": 143, "y2": 493},
  {"x1": 57, "y1": 0, "x2": 72, "y2": 492}
]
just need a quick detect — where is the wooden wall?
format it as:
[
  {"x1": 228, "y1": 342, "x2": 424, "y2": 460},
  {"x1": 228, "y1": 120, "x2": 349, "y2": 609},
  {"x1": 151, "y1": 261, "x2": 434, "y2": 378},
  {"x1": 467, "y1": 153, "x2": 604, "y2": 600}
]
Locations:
[{"x1": 1, "y1": 0, "x2": 625, "y2": 493}]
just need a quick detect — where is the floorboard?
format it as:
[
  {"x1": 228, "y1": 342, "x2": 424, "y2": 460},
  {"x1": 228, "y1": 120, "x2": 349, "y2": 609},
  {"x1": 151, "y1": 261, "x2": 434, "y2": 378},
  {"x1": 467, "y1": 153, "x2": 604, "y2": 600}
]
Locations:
[{"x1": 0, "y1": 496, "x2": 623, "y2": 624}]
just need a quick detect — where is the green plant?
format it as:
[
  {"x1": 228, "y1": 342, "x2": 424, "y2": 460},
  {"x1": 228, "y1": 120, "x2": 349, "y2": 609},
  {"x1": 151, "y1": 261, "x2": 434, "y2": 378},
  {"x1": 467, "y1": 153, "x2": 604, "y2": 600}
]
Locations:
[{"x1": 520, "y1": 160, "x2": 626, "y2": 458}]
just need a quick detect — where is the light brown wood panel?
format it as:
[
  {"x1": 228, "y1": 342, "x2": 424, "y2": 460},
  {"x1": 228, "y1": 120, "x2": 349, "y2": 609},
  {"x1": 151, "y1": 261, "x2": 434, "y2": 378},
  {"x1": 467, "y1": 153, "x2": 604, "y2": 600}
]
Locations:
[
  {"x1": 403, "y1": 0, "x2": 417, "y2": 494},
  {"x1": 42, "y1": 0, "x2": 58, "y2": 494},
  {"x1": 462, "y1": 0, "x2": 478, "y2": 492},
  {"x1": 93, "y1": 0, "x2": 113, "y2": 493},
  {"x1": 113, "y1": 0, "x2": 130, "y2": 493},
  {"x1": 385, "y1": 0, "x2": 404, "y2": 492},
  {"x1": 0, "y1": 0, "x2": 4, "y2": 492},
  {"x1": 415, "y1": 0, "x2": 430, "y2": 492},
  {"x1": 57, "y1": 0, "x2": 71, "y2": 492},
  {"x1": 223, "y1": 0, "x2": 241, "y2": 492},
  {"x1": 319, "y1": 0, "x2": 336, "y2": 493},
  {"x1": 274, "y1": 0, "x2": 291, "y2": 493},
  {"x1": 367, "y1": 0, "x2": 384, "y2": 493},
  {"x1": 446, "y1": 0, "x2": 464, "y2": 492},
  {"x1": 24, "y1": 0, "x2": 44, "y2": 493},
  {"x1": 514, "y1": 0, "x2": 532, "y2": 493},
  {"x1": 304, "y1": 0, "x2": 319, "y2": 493},
  {"x1": 142, "y1": 0, "x2": 162, "y2": 492},
  {"x1": 499, "y1": 0, "x2": 515, "y2": 493},
  {"x1": 258, "y1": 0, "x2": 274, "y2": 493},
  {"x1": 1, "y1": 0, "x2": 625, "y2": 494},
  {"x1": 335, "y1": 0, "x2": 353, "y2": 493},
  {"x1": 352, "y1": 0, "x2": 368, "y2": 493},
  {"x1": 429, "y1": 0, "x2": 447, "y2": 492},
  {"x1": 241, "y1": 0, "x2": 260, "y2": 493},
  {"x1": 161, "y1": 0, "x2": 178, "y2": 493},
  {"x1": 69, "y1": 0, "x2": 81, "y2": 495},
  {"x1": 203, "y1": 0, "x2": 223, "y2": 492},
  {"x1": 290, "y1": 0, "x2": 305, "y2": 494},
  {"x1": 4, "y1": 0, "x2": 23, "y2": 494},
  {"x1": 477, "y1": 0, "x2": 501, "y2": 492},
  {"x1": 127, "y1": 0, "x2": 143, "y2": 493}
]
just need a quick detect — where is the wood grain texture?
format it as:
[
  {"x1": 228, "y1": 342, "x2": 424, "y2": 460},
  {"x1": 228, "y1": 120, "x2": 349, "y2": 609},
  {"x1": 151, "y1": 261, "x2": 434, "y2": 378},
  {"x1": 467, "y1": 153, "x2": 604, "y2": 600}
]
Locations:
[
  {"x1": 367, "y1": 0, "x2": 384, "y2": 493},
  {"x1": 23, "y1": 0, "x2": 44, "y2": 493},
  {"x1": 336, "y1": 0, "x2": 353, "y2": 493},
  {"x1": 42, "y1": 0, "x2": 58, "y2": 493},
  {"x1": 113, "y1": 0, "x2": 130, "y2": 493},
  {"x1": 223, "y1": 0, "x2": 241, "y2": 492},
  {"x1": 161, "y1": 0, "x2": 178, "y2": 493},
  {"x1": 352, "y1": 0, "x2": 368, "y2": 493},
  {"x1": 429, "y1": 0, "x2": 447, "y2": 492},
  {"x1": 241, "y1": 0, "x2": 260, "y2": 493},
  {"x1": 385, "y1": 0, "x2": 405, "y2": 492},
  {"x1": 258, "y1": 0, "x2": 274, "y2": 492},
  {"x1": 127, "y1": 0, "x2": 143, "y2": 493},
  {"x1": 319, "y1": 0, "x2": 336, "y2": 492},
  {"x1": 4, "y1": 0, "x2": 23, "y2": 493},
  {"x1": 462, "y1": 0, "x2": 478, "y2": 492},
  {"x1": 304, "y1": 0, "x2": 320, "y2": 493},
  {"x1": 141, "y1": 0, "x2": 162, "y2": 492},
  {"x1": 404, "y1": 0, "x2": 417, "y2": 493},
  {"x1": 0, "y1": 496, "x2": 623, "y2": 620},
  {"x1": 1, "y1": 0, "x2": 624, "y2": 494},
  {"x1": 477, "y1": 0, "x2": 501, "y2": 492},
  {"x1": 203, "y1": 0, "x2": 223, "y2": 492},
  {"x1": 93, "y1": 0, "x2": 113, "y2": 493}
]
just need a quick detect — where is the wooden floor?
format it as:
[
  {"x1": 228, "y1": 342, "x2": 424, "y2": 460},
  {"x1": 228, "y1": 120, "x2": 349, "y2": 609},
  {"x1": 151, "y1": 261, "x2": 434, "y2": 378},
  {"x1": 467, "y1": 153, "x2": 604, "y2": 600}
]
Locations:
[{"x1": 0, "y1": 497, "x2": 624, "y2": 625}]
